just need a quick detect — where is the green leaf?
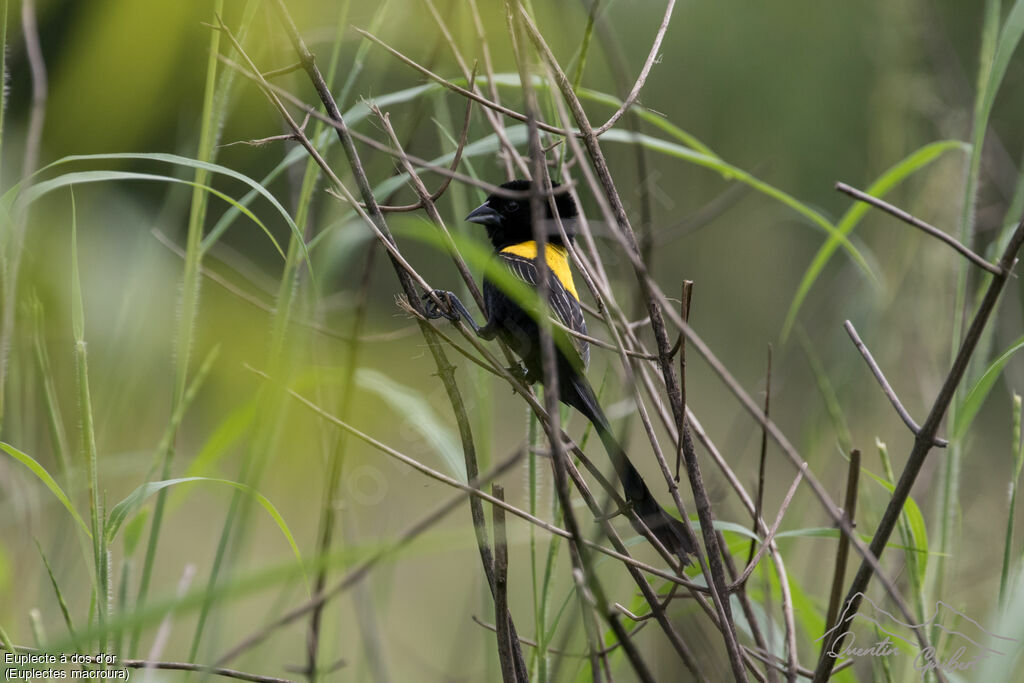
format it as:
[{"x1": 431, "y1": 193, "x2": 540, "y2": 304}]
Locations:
[
  {"x1": 68, "y1": 190, "x2": 84, "y2": 346},
  {"x1": 598, "y1": 128, "x2": 876, "y2": 283},
  {"x1": 122, "y1": 509, "x2": 149, "y2": 557},
  {"x1": 860, "y1": 462, "x2": 930, "y2": 563},
  {"x1": 981, "y1": 1, "x2": 1024, "y2": 133},
  {"x1": 781, "y1": 140, "x2": 967, "y2": 341},
  {"x1": 182, "y1": 399, "x2": 258, "y2": 480},
  {"x1": 28, "y1": 153, "x2": 311, "y2": 275},
  {"x1": 0, "y1": 442, "x2": 91, "y2": 538},
  {"x1": 104, "y1": 477, "x2": 306, "y2": 587},
  {"x1": 35, "y1": 541, "x2": 77, "y2": 644},
  {"x1": 20, "y1": 169, "x2": 287, "y2": 261},
  {"x1": 356, "y1": 369, "x2": 466, "y2": 482},
  {"x1": 953, "y1": 334, "x2": 1024, "y2": 440}
]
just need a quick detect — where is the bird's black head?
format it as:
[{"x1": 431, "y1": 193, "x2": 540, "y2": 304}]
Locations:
[{"x1": 465, "y1": 179, "x2": 578, "y2": 250}]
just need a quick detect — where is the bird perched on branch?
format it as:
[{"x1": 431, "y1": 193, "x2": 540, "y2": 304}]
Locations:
[{"x1": 423, "y1": 179, "x2": 695, "y2": 565}]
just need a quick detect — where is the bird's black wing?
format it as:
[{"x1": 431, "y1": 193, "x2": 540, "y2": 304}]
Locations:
[{"x1": 491, "y1": 251, "x2": 589, "y2": 369}]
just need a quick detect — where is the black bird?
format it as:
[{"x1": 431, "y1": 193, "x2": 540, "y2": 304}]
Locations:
[{"x1": 423, "y1": 179, "x2": 695, "y2": 565}]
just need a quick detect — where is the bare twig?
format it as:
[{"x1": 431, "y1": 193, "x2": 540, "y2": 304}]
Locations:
[
  {"x1": 215, "y1": 54, "x2": 576, "y2": 202},
  {"x1": 675, "y1": 280, "x2": 693, "y2": 481},
  {"x1": 732, "y1": 467, "x2": 804, "y2": 590},
  {"x1": 748, "y1": 346, "x2": 772, "y2": 566},
  {"x1": 217, "y1": 447, "x2": 526, "y2": 666},
  {"x1": 123, "y1": 660, "x2": 294, "y2": 683},
  {"x1": 819, "y1": 449, "x2": 861, "y2": 674},
  {"x1": 261, "y1": 60, "x2": 304, "y2": 79},
  {"x1": 813, "y1": 219, "x2": 1024, "y2": 681},
  {"x1": 249, "y1": 7, "x2": 532, "y2": 680},
  {"x1": 471, "y1": 615, "x2": 646, "y2": 657},
  {"x1": 517, "y1": 9, "x2": 748, "y2": 679},
  {"x1": 844, "y1": 320, "x2": 948, "y2": 448},
  {"x1": 510, "y1": 7, "x2": 655, "y2": 680},
  {"x1": 491, "y1": 485, "x2": 518, "y2": 683},
  {"x1": 372, "y1": 104, "x2": 528, "y2": 679},
  {"x1": 366, "y1": 86, "x2": 475, "y2": 212},
  {"x1": 836, "y1": 182, "x2": 1001, "y2": 275},
  {"x1": 0, "y1": 642, "x2": 295, "y2": 683},
  {"x1": 356, "y1": 0, "x2": 674, "y2": 141},
  {"x1": 374, "y1": 108, "x2": 485, "y2": 310},
  {"x1": 590, "y1": 0, "x2": 676, "y2": 136}
]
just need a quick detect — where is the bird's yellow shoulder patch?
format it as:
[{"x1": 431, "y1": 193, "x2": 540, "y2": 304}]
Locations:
[{"x1": 501, "y1": 240, "x2": 579, "y2": 301}]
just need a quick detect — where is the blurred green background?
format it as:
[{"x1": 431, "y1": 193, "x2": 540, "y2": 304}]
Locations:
[{"x1": 3, "y1": 0, "x2": 1024, "y2": 680}]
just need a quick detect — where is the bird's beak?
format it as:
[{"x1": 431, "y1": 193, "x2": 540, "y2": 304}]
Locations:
[{"x1": 465, "y1": 202, "x2": 501, "y2": 226}]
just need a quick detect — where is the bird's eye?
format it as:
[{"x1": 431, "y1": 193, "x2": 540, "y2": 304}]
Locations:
[{"x1": 505, "y1": 201, "x2": 519, "y2": 213}]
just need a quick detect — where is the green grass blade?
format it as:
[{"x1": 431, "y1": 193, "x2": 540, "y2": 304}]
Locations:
[
  {"x1": 981, "y1": 1, "x2": 1024, "y2": 137},
  {"x1": 934, "y1": 0, "x2": 1003, "y2": 626},
  {"x1": 576, "y1": 85, "x2": 718, "y2": 157},
  {"x1": 781, "y1": 140, "x2": 967, "y2": 341},
  {"x1": 953, "y1": 334, "x2": 1024, "y2": 440},
  {"x1": 104, "y1": 477, "x2": 306, "y2": 587},
  {"x1": 0, "y1": 0, "x2": 8, "y2": 188},
  {"x1": 21, "y1": 167, "x2": 289, "y2": 261},
  {"x1": 1001, "y1": 394, "x2": 1023, "y2": 609},
  {"x1": 0, "y1": 442, "x2": 90, "y2": 537},
  {"x1": 598, "y1": 129, "x2": 875, "y2": 279},
  {"x1": 182, "y1": 399, "x2": 258, "y2": 480},
  {"x1": 35, "y1": 540, "x2": 78, "y2": 647},
  {"x1": 355, "y1": 369, "x2": 466, "y2": 481},
  {"x1": 70, "y1": 186, "x2": 107, "y2": 650},
  {"x1": 31, "y1": 296, "x2": 72, "y2": 484}
]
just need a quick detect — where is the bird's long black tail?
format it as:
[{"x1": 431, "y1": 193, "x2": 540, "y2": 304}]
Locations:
[{"x1": 564, "y1": 372, "x2": 696, "y2": 565}]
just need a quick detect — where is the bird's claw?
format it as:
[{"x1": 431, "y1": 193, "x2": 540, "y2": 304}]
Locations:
[
  {"x1": 507, "y1": 363, "x2": 529, "y2": 382},
  {"x1": 422, "y1": 289, "x2": 459, "y2": 322}
]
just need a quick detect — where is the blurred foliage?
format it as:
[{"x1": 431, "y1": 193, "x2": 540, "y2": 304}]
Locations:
[{"x1": 3, "y1": 0, "x2": 1024, "y2": 680}]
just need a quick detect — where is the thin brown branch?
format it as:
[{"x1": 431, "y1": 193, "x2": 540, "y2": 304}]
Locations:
[
  {"x1": 374, "y1": 107, "x2": 485, "y2": 310},
  {"x1": 371, "y1": 103, "x2": 527, "y2": 678},
  {"x1": 517, "y1": 9, "x2": 748, "y2": 680},
  {"x1": 537, "y1": 35, "x2": 931, "y2": 664},
  {"x1": 590, "y1": 0, "x2": 676, "y2": 136},
  {"x1": 813, "y1": 219, "x2": 1024, "y2": 681},
  {"x1": 217, "y1": 447, "x2": 526, "y2": 667},
  {"x1": 122, "y1": 660, "x2": 295, "y2": 683},
  {"x1": 424, "y1": 0, "x2": 531, "y2": 178},
  {"x1": 511, "y1": 10, "x2": 654, "y2": 681},
  {"x1": 357, "y1": 0, "x2": 673, "y2": 143},
  {"x1": 354, "y1": 26, "x2": 570, "y2": 136},
  {"x1": 748, "y1": 346, "x2": 772, "y2": 565},
  {"x1": 559, "y1": 453, "x2": 709, "y2": 679},
  {"x1": 732, "y1": 467, "x2": 804, "y2": 590},
  {"x1": 249, "y1": 365, "x2": 699, "y2": 583},
  {"x1": 819, "y1": 449, "x2": 861, "y2": 675},
  {"x1": 261, "y1": 61, "x2": 304, "y2": 78},
  {"x1": 254, "y1": 7, "x2": 532, "y2": 679},
  {"x1": 836, "y1": 181, "x2": 1001, "y2": 275},
  {"x1": 844, "y1": 320, "x2": 948, "y2": 448},
  {"x1": 491, "y1": 485, "x2": 518, "y2": 683},
  {"x1": 526, "y1": 44, "x2": 922, "y2": 640},
  {"x1": 368, "y1": 82, "x2": 475, "y2": 212},
  {"x1": 215, "y1": 54, "x2": 572, "y2": 201},
  {"x1": 466, "y1": 0, "x2": 518, "y2": 178},
  {"x1": 0, "y1": 644, "x2": 293, "y2": 683},
  {"x1": 674, "y1": 280, "x2": 693, "y2": 481},
  {"x1": 471, "y1": 615, "x2": 646, "y2": 657}
]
